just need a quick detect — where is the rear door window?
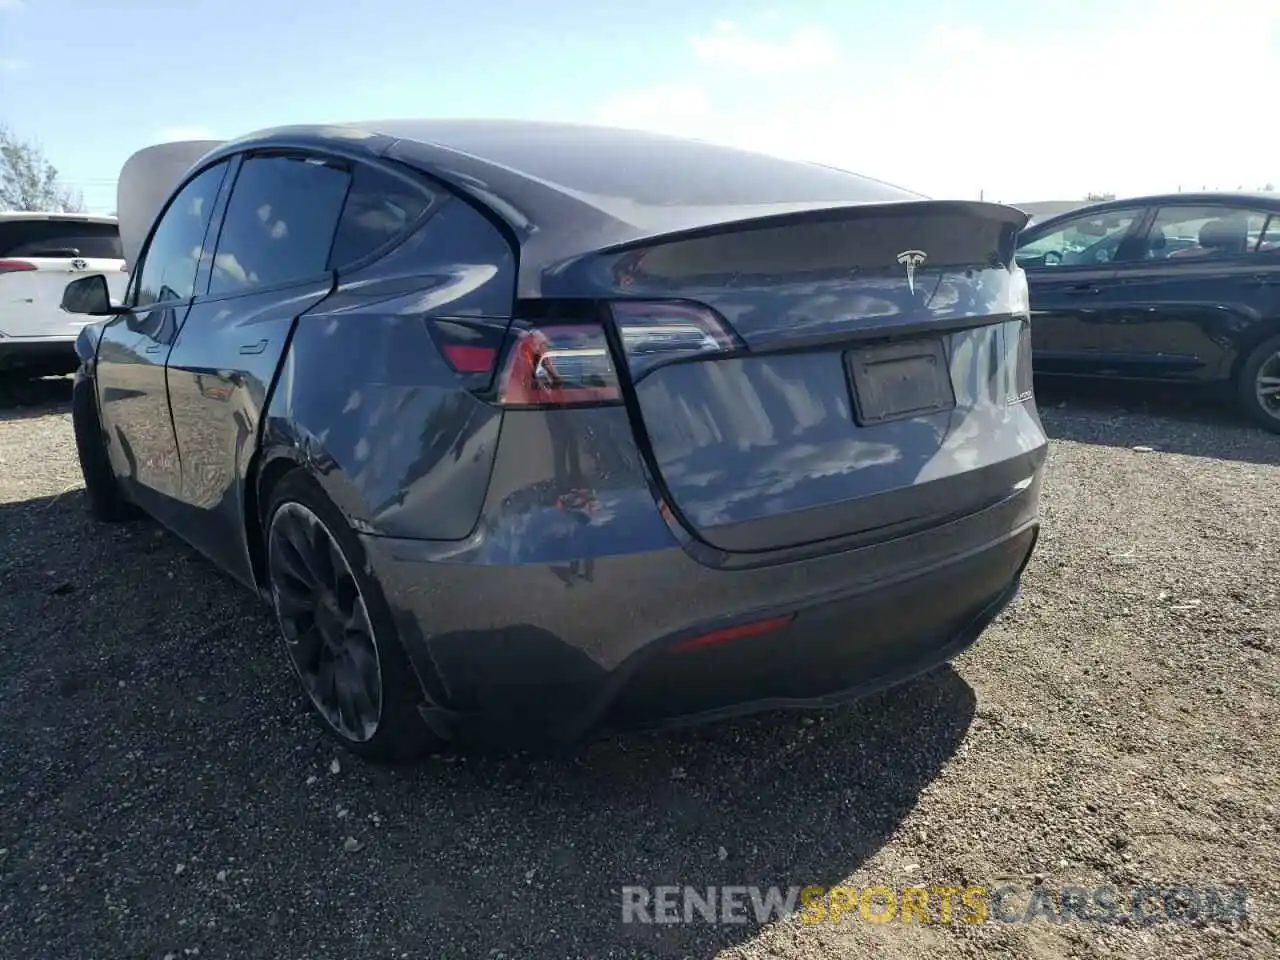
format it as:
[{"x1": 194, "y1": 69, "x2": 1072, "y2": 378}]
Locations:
[
  {"x1": 1258, "y1": 215, "x2": 1280, "y2": 253},
  {"x1": 1141, "y1": 205, "x2": 1269, "y2": 260},
  {"x1": 208, "y1": 154, "x2": 350, "y2": 296},
  {"x1": 328, "y1": 163, "x2": 437, "y2": 268},
  {"x1": 0, "y1": 220, "x2": 123, "y2": 259}
]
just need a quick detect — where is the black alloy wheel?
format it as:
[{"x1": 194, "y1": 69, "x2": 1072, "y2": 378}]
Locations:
[
  {"x1": 1237, "y1": 333, "x2": 1280, "y2": 434},
  {"x1": 263, "y1": 471, "x2": 440, "y2": 761},
  {"x1": 268, "y1": 499, "x2": 385, "y2": 743},
  {"x1": 1252, "y1": 352, "x2": 1280, "y2": 424}
]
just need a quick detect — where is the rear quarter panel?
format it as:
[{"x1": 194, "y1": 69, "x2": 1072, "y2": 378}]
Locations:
[{"x1": 262, "y1": 193, "x2": 518, "y2": 541}]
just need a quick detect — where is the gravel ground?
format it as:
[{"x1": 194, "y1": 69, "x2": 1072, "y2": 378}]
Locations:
[{"x1": 0, "y1": 374, "x2": 1277, "y2": 960}]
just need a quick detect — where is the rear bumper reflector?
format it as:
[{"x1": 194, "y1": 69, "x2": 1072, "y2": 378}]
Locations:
[{"x1": 671, "y1": 614, "x2": 796, "y2": 653}]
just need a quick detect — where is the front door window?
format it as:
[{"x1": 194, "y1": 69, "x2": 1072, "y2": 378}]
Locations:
[{"x1": 1016, "y1": 208, "x2": 1144, "y2": 269}]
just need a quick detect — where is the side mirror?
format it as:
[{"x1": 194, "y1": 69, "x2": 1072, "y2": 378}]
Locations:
[{"x1": 61, "y1": 274, "x2": 126, "y2": 316}]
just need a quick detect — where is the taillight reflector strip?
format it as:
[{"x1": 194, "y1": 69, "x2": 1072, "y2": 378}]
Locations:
[
  {"x1": 0, "y1": 259, "x2": 37, "y2": 274},
  {"x1": 672, "y1": 614, "x2": 796, "y2": 653}
]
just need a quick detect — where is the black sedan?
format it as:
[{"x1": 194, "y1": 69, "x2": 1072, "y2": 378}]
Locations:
[
  {"x1": 1015, "y1": 192, "x2": 1280, "y2": 431},
  {"x1": 62, "y1": 120, "x2": 1046, "y2": 761}
]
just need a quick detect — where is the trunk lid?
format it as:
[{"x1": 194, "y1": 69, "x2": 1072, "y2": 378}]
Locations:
[{"x1": 605, "y1": 201, "x2": 1045, "y2": 554}]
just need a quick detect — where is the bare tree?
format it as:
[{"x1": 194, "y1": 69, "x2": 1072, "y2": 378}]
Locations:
[
  {"x1": 1084, "y1": 191, "x2": 1116, "y2": 202},
  {"x1": 0, "y1": 124, "x2": 85, "y2": 212}
]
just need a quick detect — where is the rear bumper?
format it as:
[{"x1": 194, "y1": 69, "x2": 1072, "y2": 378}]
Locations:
[
  {"x1": 360, "y1": 471, "x2": 1043, "y2": 745},
  {"x1": 0, "y1": 335, "x2": 77, "y2": 372}
]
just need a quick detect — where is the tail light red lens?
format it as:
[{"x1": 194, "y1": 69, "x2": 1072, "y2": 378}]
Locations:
[
  {"x1": 672, "y1": 614, "x2": 796, "y2": 653},
  {"x1": 610, "y1": 301, "x2": 741, "y2": 380},
  {"x1": 442, "y1": 342, "x2": 498, "y2": 373},
  {"x1": 0, "y1": 259, "x2": 37, "y2": 275},
  {"x1": 485, "y1": 301, "x2": 741, "y2": 409},
  {"x1": 427, "y1": 319, "x2": 505, "y2": 384},
  {"x1": 496, "y1": 324, "x2": 622, "y2": 408}
]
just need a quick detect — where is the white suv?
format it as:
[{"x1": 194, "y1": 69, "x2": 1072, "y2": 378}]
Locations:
[{"x1": 0, "y1": 212, "x2": 130, "y2": 376}]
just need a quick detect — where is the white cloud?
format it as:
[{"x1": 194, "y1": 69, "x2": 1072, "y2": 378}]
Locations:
[
  {"x1": 690, "y1": 20, "x2": 839, "y2": 73},
  {"x1": 598, "y1": 2, "x2": 1280, "y2": 201},
  {"x1": 0, "y1": 57, "x2": 25, "y2": 70},
  {"x1": 152, "y1": 126, "x2": 217, "y2": 144}
]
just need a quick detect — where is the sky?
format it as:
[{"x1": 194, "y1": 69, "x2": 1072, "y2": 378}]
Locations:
[{"x1": 1, "y1": 0, "x2": 1277, "y2": 214}]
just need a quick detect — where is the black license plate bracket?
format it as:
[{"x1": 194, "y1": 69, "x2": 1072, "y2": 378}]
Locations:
[{"x1": 845, "y1": 338, "x2": 955, "y2": 426}]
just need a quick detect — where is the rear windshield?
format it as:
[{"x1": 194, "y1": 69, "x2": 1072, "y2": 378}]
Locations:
[{"x1": 0, "y1": 219, "x2": 124, "y2": 259}]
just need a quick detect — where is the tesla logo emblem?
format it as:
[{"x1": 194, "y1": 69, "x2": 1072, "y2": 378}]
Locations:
[
  {"x1": 896, "y1": 249, "x2": 927, "y2": 294},
  {"x1": 70, "y1": 258, "x2": 87, "y2": 270}
]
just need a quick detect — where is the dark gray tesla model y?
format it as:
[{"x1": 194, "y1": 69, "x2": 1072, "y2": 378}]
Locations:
[{"x1": 61, "y1": 120, "x2": 1047, "y2": 761}]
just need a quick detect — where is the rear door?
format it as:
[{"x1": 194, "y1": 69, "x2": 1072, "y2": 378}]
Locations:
[
  {"x1": 0, "y1": 217, "x2": 128, "y2": 339},
  {"x1": 605, "y1": 201, "x2": 1045, "y2": 554},
  {"x1": 1015, "y1": 205, "x2": 1148, "y2": 375},
  {"x1": 1099, "y1": 203, "x2": 1276, "y2": 380},
  {"x1": 162, "y1": 151, "x2": 354, "y2": 581}
]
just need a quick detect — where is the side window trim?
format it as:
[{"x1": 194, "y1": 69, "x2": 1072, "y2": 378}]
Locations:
[
  {"x1": 191, "y1": 153, "x2": 244, "y2": 299},
  {"x1": 127, "y1": 159, "x2": 233, "y2": 309},
  {"x1": 328, "y1": 159, "x2": 444, "y2": 274},
  {"x1": 201, "y1": 149, "x2": 352, "y2": 302},
  {"x1": 1112, "y1": 206, "x2": 1157, "y2": 265}
]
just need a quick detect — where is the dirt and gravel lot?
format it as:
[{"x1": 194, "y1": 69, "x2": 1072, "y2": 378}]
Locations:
[{"x1": 0, "y1": 375, "x2": 1277, "y2": 960}]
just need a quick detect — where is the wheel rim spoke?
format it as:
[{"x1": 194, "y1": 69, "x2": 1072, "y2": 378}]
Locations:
[
  {"x1": 1256, "y1": 356, "x2": 1280, "y2": 415},
  {"x1": 267, "y1": 501, "x2": 385, "y2": 744},
  {"x1": 272, "y1": 535, "x2": 317, "y2": 592}
]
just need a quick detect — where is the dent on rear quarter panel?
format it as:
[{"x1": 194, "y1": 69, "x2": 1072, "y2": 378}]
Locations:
[{"x1": 263, "y1": 196, "x2": 517, "y2": 540}]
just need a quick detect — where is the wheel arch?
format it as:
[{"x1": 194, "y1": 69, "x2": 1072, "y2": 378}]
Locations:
[
  {"x1": 245, "y1": 447, "x2": 305, "y2": 589},
  {"x1": 1228, "y1": 320, "x2": 1280, "y2": 385},
  {"x1": 244, "y1": 437, "x2": 389, "y2": 589}
]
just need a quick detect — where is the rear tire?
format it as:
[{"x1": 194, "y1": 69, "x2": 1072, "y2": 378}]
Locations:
[
  {"x1": 264, "y1": 470, "x2": 440, "y2": 763},
  {"x1": 1236, "y1": 334, "x2": 1280, "y2": 434},
  {"x1": 71, "y1": 375, "x2": 139, "y2": 522}
]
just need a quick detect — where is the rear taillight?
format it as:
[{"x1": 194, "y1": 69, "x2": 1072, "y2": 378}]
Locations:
[
  {"x1": 610, "y1": 301, "x2": 741, "y2": 380},
  {"x1": 496, "y1": 324, "x2": 622, "y2": 408},
  {"x1": 427, "y1": 318, "x2": 506, "y2": 385},
  {"x1": 486, "y1": 301, "x2": 741, "y2": 410},
  {"x1": 0, "y1": 259, "x2": 37, "y2": 275}
]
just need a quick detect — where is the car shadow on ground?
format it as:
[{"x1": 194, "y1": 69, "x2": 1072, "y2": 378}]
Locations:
[
  {"x1": 1034, "y1": 376, "x2": 1280, "y2": 466},
  {"x1": 0, "y1": 488, "x2": 977, "y2": 959},
  {"x1": 0, "y1": 374, "x2": 74, "y2": 422}
]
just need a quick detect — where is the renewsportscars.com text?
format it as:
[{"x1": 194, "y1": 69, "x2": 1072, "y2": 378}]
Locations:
[{"x1": 620, "y1": 884, "x2": 1249, "y2": 926}]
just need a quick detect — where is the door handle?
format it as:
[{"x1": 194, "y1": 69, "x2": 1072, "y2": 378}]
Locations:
[
  {"x1": 1064, "y1": 284, "x2": 1100, "y2": 297},
  {"x1": 144, "y1": 343, "x2": 162, "y2": 354},
  {"x1": 239, "y1": 339, "x2": 268, "y2": 355}
]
